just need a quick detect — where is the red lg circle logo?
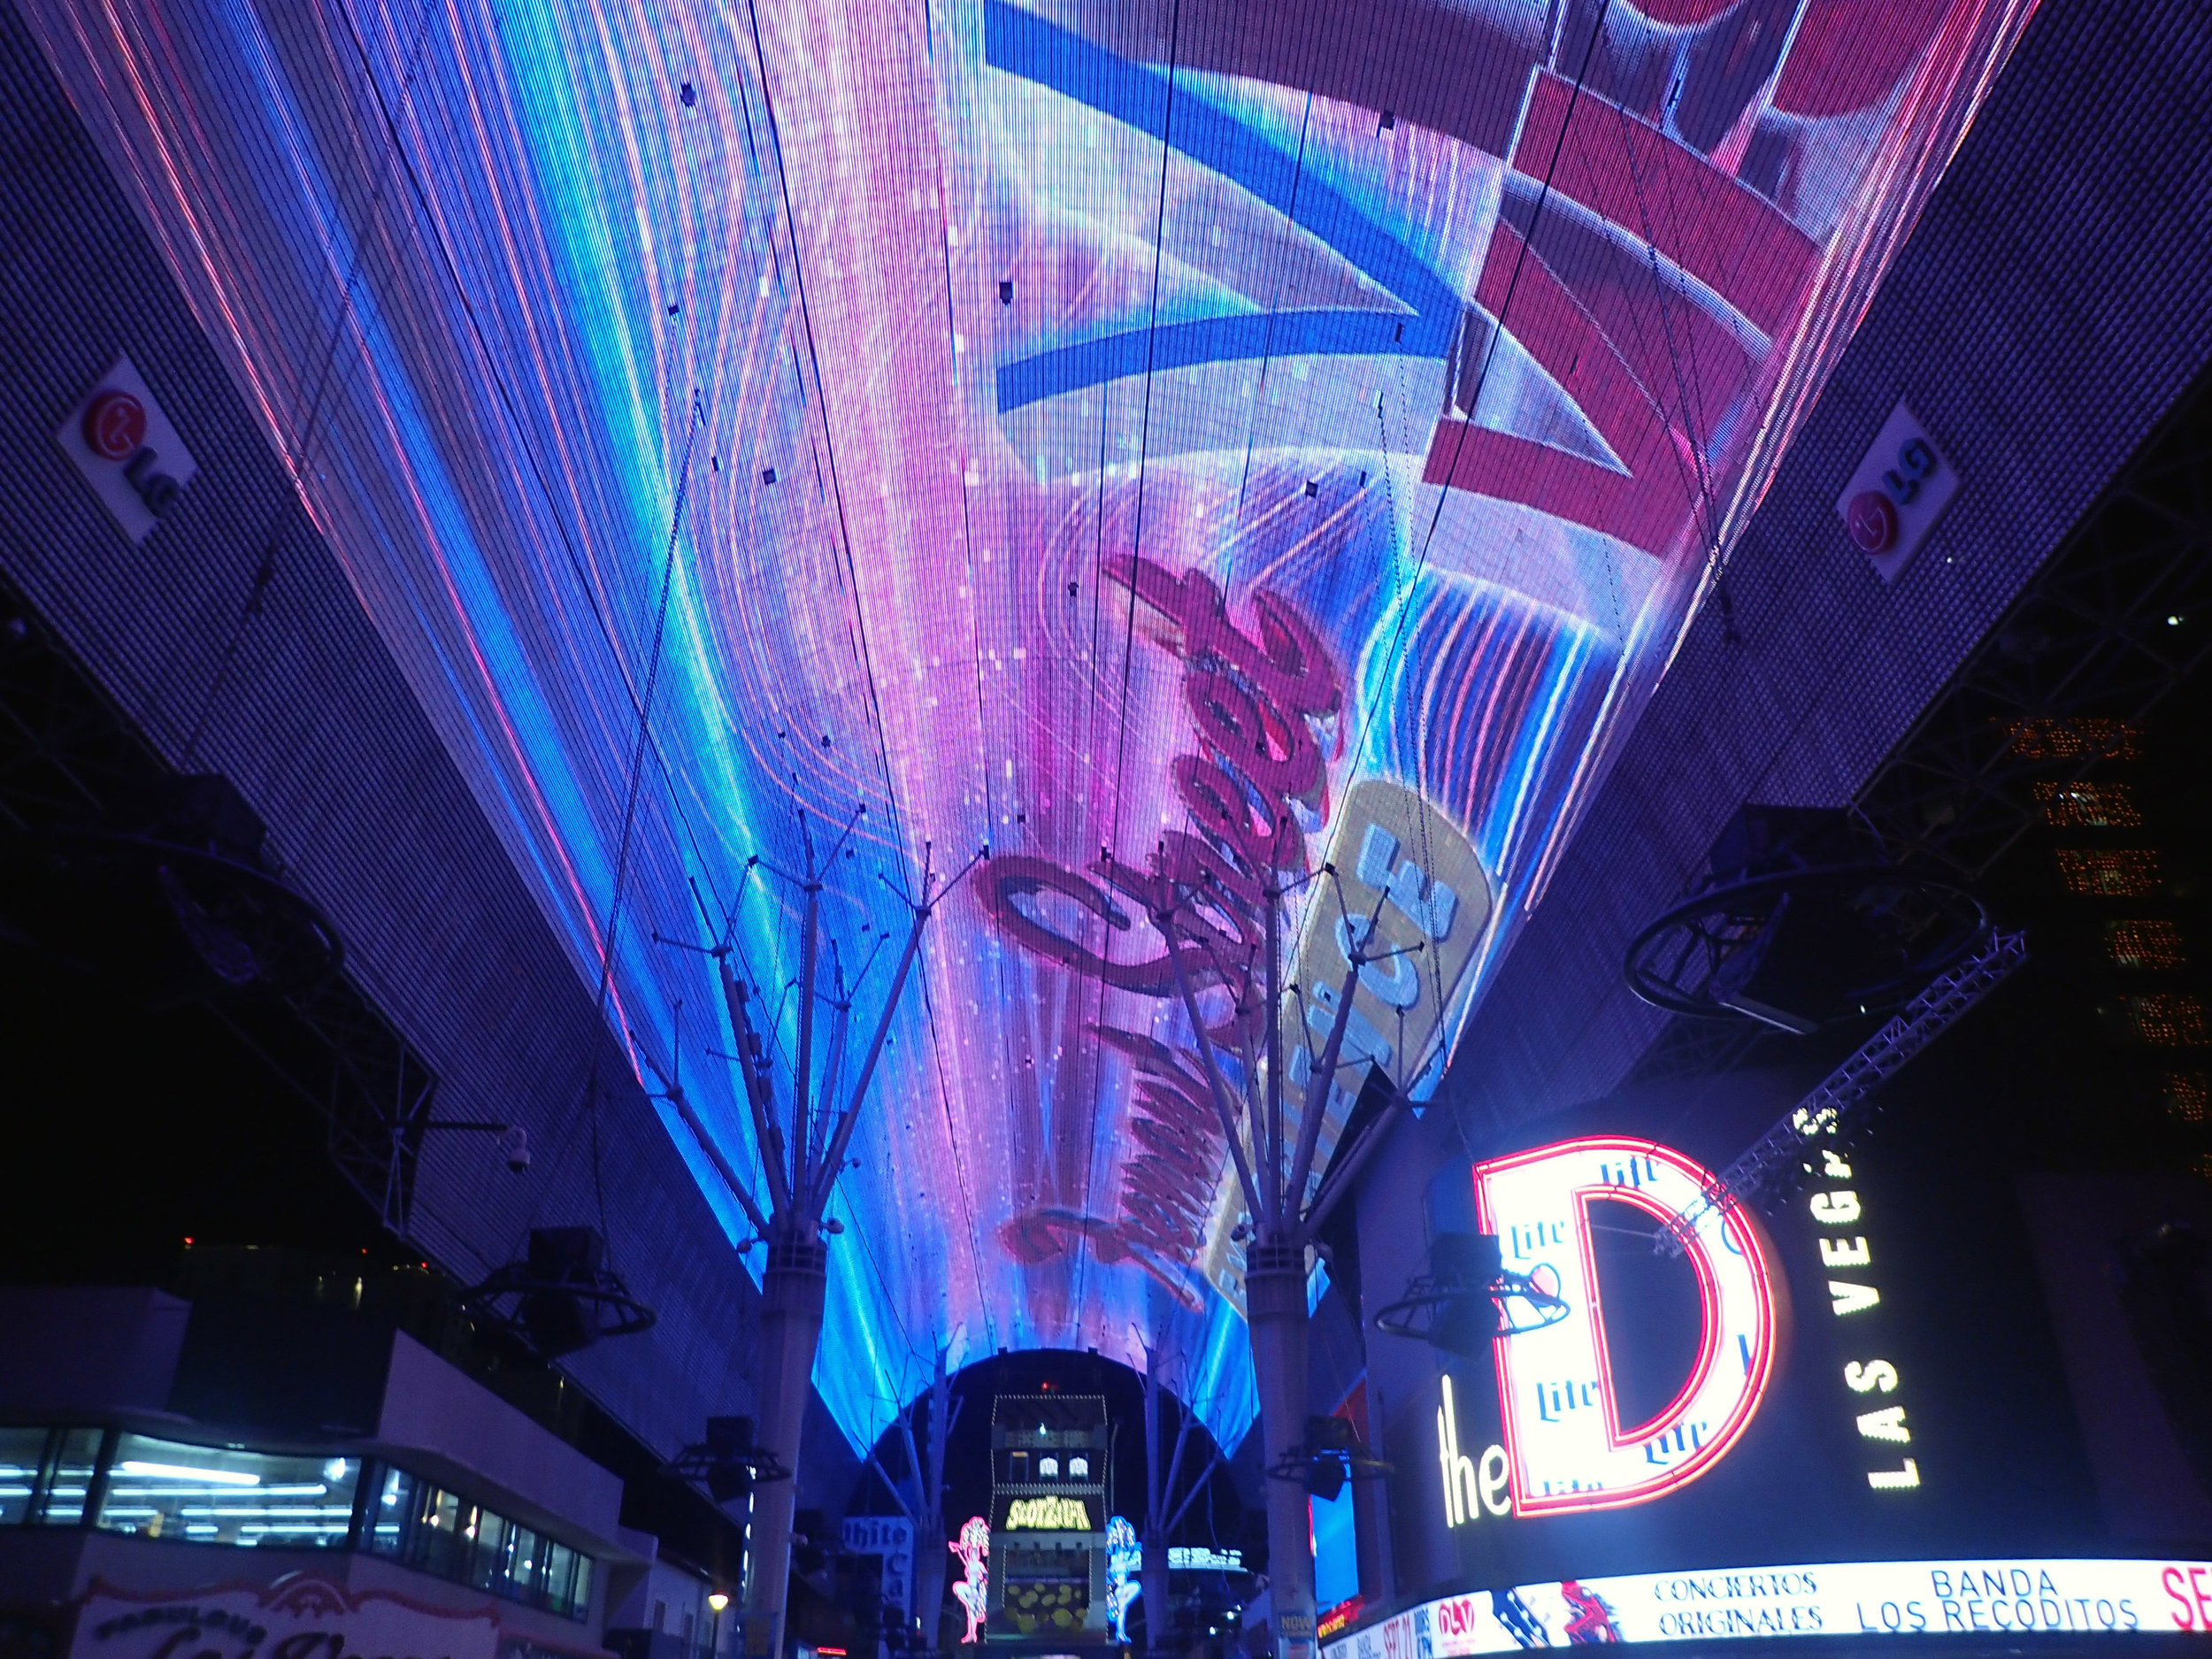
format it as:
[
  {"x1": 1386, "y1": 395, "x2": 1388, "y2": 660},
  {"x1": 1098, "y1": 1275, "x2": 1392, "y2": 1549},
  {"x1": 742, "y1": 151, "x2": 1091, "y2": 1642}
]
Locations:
[
  {"x1": 82, "y1": 390, "x2": 147, "y2": 461},
  {"x1": 1846, "y1": 489, "x2": 1899, "y2": 554}
]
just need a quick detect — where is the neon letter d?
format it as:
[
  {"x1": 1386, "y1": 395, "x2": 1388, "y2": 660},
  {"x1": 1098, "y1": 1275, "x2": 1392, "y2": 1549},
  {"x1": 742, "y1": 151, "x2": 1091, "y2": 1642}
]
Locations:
[{"x1": 1474, "y1": 1136, "x2": 1778, "y2": 1515}]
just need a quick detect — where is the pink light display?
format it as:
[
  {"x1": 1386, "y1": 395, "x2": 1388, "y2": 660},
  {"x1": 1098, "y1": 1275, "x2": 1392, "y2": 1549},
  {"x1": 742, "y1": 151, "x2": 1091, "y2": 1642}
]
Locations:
[{"x1": 22, "y1": 0, "x2": 2036, "y2": 1446}]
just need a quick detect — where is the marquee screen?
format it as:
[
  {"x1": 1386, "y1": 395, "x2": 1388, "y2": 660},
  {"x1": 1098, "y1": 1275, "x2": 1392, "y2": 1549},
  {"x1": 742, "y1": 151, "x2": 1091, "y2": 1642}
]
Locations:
[{"x1": 27, "y1": 0, "x2": 2034, "y2": 1446}]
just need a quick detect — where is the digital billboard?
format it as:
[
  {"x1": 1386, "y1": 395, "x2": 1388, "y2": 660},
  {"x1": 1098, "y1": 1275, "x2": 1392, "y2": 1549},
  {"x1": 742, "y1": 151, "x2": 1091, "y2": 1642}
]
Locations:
[
  {"x1": 26, "y1": 0, "x2": 2035, "y2": 1448},
  {"x1": 1348, "y1": 1045, "x2": 2212, "y2": 1649},
  {"x1": 1325, "y1": 1556, "x2": 2212, "y2": 1649}
]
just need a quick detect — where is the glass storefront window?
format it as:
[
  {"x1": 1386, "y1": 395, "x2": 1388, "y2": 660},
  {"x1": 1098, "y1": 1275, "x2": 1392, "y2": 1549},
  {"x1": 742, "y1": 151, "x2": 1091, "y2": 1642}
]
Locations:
[
  {"x1": 571, "y1": 1555, "x2": 594, "y2": 1622},
  {"x1": 42, "y1": 1428, "x2": 104, "y2": 1525},
  {"x1": 0, "y1": 1427, "x2": 105, "y2": 1525},
  {"x1": 506, "y1": 1525, "x2": 541, "y2": 1600},
  {"x1": 360, "y1": 1466, "x2": 593, "y2": 1621},
  {"x1": 469, "y1": 1509, "x2": 510, "y2": 1591},
  {"x1": 0, "y1": 1427, "x2": 44, "y2": 1524},
  {"x1": 543, "y1": 1540, "x2": 577, "y2": 1616},
  {"x1": 417, "y1": 1484, "x2": 467, "y2": 1579},
  {"x1": 366, "y1": 1464, "x2": 419, "y2": 1557},
  {"x1": 9, "y1": 1432, "x2": 595, "y2": 1620},
  {"x1": 97, "y1": 1433, "x2": 357, "y2": 1548}
]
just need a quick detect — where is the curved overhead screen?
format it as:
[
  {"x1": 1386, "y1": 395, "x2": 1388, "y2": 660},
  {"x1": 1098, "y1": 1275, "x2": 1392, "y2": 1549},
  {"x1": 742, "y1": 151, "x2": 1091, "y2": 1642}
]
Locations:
[{"x1": 27, "y1": 0, "x2": 2034, "y2": 1448}]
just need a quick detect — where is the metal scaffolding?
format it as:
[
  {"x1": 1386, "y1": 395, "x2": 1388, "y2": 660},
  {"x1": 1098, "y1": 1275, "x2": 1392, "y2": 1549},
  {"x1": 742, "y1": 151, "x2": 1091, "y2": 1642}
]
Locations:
[
  {"x1": 1655, "y1": 927, "x2": 2026, "y2": 1256},
  {"x1": 1630, "y1": 371, "x2": 2212, "y2": 1089},
  {"x1": 0, "y1": 577, "x2": 442, "y2": 1235}
]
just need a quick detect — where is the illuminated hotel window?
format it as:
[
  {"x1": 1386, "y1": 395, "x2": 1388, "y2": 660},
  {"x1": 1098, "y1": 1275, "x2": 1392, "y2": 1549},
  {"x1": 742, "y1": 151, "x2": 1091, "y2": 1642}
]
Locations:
[
  {"x1": 1010, "y1": 1451, "x2": 1029, "y2": 1481},
  {"x1": 1067, "y1": 1455, "x2": 1089, "y2": 1479},
  {"x1": 0, "y1": 1426, "x2": 101, "y2": 1525},
  {"x1": 2165, "y1": 1072, "x2": 2208, "y2": 1124},
  {"x1": 97, "y1": 1433, "x2": 357, "y2": 1548},
  {"x1": 0, "y1": 1427, "x2": 39, "y2": 1525},
  {"x1": 2108, "y1": 919, "x2": 2189, "y2": 970},
  {"x1": 1038, "y1": 1457, "x2": 1059, "y2": 1479},
  {"x1": 2128, "y1": 995, "x2": 2208, "y2": 1048},
  {"x1": 2036, "y1": 780, "x2": 2141, "y2": 827},
  {"x1": 365, "y1": 1464, "x2": 594, "y2": 1620},
  {"x1": 2008, "y1": 718, "x2": 2140, "y2": 761},
  {"x1": 2055, "y1": 849, "x2": 2162, "y2": 896}
]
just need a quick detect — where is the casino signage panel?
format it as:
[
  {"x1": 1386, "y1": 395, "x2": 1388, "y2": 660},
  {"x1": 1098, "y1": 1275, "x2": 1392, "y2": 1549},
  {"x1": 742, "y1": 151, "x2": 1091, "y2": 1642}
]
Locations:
[
  {"x1": 1473, "y1": 1137, "x2": 1779, "y2": 1515},
  {"x1": 1321, "y1": 1558, "x2": 2212, "y2": 1652}
]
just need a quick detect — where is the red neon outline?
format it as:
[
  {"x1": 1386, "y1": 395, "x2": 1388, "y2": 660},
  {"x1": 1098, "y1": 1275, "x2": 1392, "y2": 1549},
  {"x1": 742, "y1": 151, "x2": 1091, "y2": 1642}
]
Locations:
[
  {"x1": 79, "y1": 1574, "x2": 502, "y2": 1624},
  {"x1": 1578, "y1": 1181, "x2": 1722, "y2": 1449},
  {"x1": 1474, "y1": 1136, "x2": 1778, "y2": 1517}
]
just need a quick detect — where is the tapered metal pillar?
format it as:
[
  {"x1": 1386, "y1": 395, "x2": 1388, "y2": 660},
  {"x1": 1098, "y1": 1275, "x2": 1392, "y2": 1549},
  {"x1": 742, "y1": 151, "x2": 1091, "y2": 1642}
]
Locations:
[
  {"x1": 1151, "y1": 873, "x2": 1387, "y2": 1659},
  {"x1": 1140, "y1": 1527, "x2": 1171, "y2": 1656},
  {"x1": 911, "y1": 1349, "x2": 953, "y2": 1655},
  {"x1": 1140, "y1": 1354, "x2": 1171, "y2": 1657},
  {"x1": 748, "y1": 1233, "x2": 827, "y2": 1658},
  {"x1": 1246, "y1": 1244, "x2": 1315, "y2": 1659}
]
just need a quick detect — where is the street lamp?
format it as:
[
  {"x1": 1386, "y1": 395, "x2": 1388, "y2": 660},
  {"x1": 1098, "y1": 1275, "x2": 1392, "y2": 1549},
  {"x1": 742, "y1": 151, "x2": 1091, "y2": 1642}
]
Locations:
[{"x1": 707, "y1": 1590, "x2": 730, "y2": 1658}]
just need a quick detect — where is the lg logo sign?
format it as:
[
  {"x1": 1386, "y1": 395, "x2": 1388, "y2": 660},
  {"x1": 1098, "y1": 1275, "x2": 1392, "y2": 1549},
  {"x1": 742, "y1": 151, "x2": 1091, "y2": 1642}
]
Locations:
[
  {"x1": 1467, "y1": 1136, "x2": 1781, "y2": 1517},
  {"x1": 1834, "y1": 400, "x2": 1959, "y2": 585},
  {"x1": 83, "y1": 389, "x2": 188, "y2": 517},
  {"x1": 57, "y1": 356, "x2": 198, "y2": 543},
  {"x1": 84, "y1": 388, "x2": 147, "y2": 459}
]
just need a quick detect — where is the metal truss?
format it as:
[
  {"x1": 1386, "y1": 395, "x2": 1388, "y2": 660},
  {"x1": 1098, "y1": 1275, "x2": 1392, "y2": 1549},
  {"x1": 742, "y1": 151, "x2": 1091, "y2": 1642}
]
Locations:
[
  {"x1": 0, "y1": 575, "x2": 441, "y2": 1234},
  {"x1": 1629, "y1": 370, "x2": 2212, "y2": 1089},
  {"x1": 1655, "y1": 928, "x2": 2027, "y2": 1256}
]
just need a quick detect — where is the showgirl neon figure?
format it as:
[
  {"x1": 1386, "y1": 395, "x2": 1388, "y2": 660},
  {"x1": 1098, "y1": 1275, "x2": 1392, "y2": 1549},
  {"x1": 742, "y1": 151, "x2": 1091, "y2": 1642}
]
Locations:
[
  {"x1": 950, "y1": 1516, "x2": 990, "y2": 1643},
  {"x1": 1105, "y1": 1515, "x2": 1141, "y2": 1642}
]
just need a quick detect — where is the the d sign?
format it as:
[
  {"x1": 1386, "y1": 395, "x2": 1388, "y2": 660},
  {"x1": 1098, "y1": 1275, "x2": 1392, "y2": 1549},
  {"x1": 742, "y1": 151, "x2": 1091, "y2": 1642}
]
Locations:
[{"x1": 1475, "y1": 1136, "x2": 1778, "y2": 1515}]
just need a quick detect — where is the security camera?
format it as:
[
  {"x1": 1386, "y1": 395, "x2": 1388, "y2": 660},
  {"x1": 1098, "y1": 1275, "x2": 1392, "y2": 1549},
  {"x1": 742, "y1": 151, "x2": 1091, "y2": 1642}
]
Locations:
[{"x1": 502, "y1": 1125, "x2": 531, "y2": 1173}]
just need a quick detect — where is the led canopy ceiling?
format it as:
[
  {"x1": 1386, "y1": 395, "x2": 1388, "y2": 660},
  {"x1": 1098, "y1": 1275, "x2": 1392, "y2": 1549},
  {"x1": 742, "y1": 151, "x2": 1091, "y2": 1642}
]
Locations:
[{"x1": 27, "y1": 0, "x2": 2034, "y2": 1448}]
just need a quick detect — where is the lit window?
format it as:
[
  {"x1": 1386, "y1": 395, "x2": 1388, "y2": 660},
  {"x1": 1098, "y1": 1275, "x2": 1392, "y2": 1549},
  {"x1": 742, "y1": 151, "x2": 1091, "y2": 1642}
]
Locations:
[
  {"x1": 1067, "y1": 1456, "x2": 1089, "y2": 1479},
  {"x1": 2036, "y1": 780, "x2": 2141, "y2": 827},
  {"x1": 0, "y1": 1427, "x2": 101, "y2": 1526},
  {"x1": 2055, "y1": 849, "x2": 2162, "y2": 896},
  {"x1": 2129, "y1": 995, "x2": 2208, "y2": 1048},
  {"x1": 98, "y1": 1432, "x2": 357, "y2": 1549},
  {"x1": 364, "y1": 1465, "x2": 593, "y2": 1620},
  {"x1": 2008, "y1": 718, "x2": 2139, "y2": 761},
  {"x1": 2108, "y1": 919, "x2": 2188, "y2": 970},
  {"x1": 1038, "y1": 1457, "x2": 1059, "y2": 1479},
  {"x1": 2164, "y1": 1072, "x2": 2208, "y2": 1124}
]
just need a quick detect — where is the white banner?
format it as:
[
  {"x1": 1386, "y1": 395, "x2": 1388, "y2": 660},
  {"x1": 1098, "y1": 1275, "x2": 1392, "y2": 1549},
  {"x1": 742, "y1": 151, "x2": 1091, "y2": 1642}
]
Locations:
[
  {"x1": 74, "y1": 1576, "x2": 502, "y2": 1659},
  {"x1": 1324, "y1": 1557, "x2": 2212, "y2": 1654}
]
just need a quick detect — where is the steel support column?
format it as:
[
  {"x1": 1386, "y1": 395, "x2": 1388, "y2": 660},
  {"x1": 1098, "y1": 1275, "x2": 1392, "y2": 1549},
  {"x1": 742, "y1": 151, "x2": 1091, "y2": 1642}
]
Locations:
[
  {"x1": 1247, "y1": 1245, "x2": 1315, "y2": 1659},
  {"x1": 748, "y1": 1234, "x2": 827, "y2": 1658}
]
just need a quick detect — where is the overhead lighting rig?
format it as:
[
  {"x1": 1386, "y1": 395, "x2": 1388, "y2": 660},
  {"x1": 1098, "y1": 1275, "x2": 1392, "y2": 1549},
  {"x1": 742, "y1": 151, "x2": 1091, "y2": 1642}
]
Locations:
[
  {"x1": 1651, "y1": 926, "x2": 2028, "y2": 1257},
  {"x1": 1374, "y1": 1231, "x2": 1571, "y2": 1355},
  {"x1": 1625, "y1": 804, "x2": 1991, "y2": 1034},
  {"x1": 671, "y1": 1415, "x2": 791, "y2": 1506},
  {"x1": 461, "y1": 1225, "x2": 656, "y2": 1357},
  {"x1": 1266, "y1": 1413, "x2": 1394, "y2": 1503}
]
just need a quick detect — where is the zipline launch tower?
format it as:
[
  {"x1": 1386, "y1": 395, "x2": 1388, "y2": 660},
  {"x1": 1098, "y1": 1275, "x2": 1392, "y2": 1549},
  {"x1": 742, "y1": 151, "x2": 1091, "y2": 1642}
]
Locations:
[{"x1": 988, "y1": 1395, "x2": 1112, "y2": 1647}]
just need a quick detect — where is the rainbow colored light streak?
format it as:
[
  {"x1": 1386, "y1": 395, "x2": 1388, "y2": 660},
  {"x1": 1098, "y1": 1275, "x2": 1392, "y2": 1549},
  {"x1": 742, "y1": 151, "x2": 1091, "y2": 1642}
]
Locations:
[{"x1": 27, "y1": 0, "x2": 2032, "y2": 1450}]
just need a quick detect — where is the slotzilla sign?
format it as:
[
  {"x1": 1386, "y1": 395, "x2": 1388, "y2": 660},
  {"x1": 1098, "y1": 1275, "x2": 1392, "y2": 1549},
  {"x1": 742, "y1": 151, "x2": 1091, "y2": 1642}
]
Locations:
[
  {"x1": 1002, "y1": 1496, "x2": 1092, "y2": 1531},
  {"x1": 1321, "y1": 1558, "x2": 2212, "y2": 1652},
  {"x1": 73, "y1": 1576, "x2": 500, "y2": 1659}
]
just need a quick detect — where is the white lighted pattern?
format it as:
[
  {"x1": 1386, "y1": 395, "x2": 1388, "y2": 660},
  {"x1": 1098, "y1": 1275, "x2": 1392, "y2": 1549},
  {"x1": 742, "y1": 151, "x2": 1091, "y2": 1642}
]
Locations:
[
  {"x1": 1321, "y1": 1559, "x2": 2212, "y2": 1651},
  {"x1": 1170, "y1": 1548, "x2": 1243, "y2": 1572},
  {"x1": 1475, "y1": 1140, "x2": 1778, "y2": 1514}
]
